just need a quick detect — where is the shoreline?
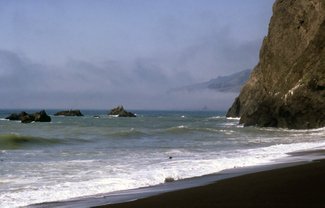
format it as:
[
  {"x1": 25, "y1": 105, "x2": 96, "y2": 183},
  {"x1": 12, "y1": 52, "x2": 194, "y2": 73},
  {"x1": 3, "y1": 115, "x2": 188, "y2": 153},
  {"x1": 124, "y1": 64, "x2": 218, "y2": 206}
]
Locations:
[
  {"x1": 99, "y1": 157, "x2": 325, "y2": 208},
  {"x1": 29, "y1": 149, "x2": 325, "y2": 208}
]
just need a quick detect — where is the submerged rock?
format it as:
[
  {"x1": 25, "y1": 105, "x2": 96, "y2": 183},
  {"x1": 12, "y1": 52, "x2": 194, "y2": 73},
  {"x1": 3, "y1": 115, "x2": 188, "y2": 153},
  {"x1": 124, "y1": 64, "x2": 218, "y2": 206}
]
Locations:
[
  {"x1": 54, "y1": 110, "x2": 84, "y2": 117},
  {"x1": 164, "y1": 177, "x2": 175, "y2": 183},
  {"x1": 108, "y1": 106, "x2": 136, "y2": 117},
  {"x1": 227, "y1": 0, "x2": 325, "y2": 129},
  {"x1": 6, "y1": 110, "x2": 51, "y2": 123}
]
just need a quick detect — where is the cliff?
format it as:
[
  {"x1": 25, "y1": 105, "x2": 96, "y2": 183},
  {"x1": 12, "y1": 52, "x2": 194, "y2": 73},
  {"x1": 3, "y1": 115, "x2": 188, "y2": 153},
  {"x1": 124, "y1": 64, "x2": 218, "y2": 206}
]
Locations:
[{"x1": 227, "y1": 0, "x2": 325, "y2": 129}]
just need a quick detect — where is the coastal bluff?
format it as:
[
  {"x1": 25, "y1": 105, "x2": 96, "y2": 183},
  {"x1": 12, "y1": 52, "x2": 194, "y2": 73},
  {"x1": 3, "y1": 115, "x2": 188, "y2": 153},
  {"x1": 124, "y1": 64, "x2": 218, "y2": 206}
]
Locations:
[{"x1": 227, "y1": 0, "x2": 325, "y2": 129}]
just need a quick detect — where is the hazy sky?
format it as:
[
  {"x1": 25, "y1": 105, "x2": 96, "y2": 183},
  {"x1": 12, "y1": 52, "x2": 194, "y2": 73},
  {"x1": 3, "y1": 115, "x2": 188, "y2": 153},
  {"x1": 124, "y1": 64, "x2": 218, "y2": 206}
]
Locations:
[{"x1": 0, "y1": 0, "x2": 275, "y2": 110}]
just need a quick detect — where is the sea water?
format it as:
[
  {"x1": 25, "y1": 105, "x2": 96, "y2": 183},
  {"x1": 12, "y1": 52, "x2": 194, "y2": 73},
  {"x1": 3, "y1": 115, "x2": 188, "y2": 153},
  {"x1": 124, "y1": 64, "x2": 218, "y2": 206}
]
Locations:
[{"x1": 0, "y1": 110, "x2": 324, "y2": 208}]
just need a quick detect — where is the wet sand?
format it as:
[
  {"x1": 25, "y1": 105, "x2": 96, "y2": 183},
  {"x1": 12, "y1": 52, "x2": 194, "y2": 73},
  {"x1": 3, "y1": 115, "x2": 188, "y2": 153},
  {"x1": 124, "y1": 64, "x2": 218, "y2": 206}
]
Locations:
[{"x1": 97, "y1": 159, "x2": 325, "y2": 208}]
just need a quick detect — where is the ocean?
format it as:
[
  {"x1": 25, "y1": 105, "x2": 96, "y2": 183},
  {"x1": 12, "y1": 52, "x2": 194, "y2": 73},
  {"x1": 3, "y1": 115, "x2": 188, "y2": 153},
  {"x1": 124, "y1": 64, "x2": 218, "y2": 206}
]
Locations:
[{"x1": 0, "y1": 109, "x2": 324, "y2": 208}]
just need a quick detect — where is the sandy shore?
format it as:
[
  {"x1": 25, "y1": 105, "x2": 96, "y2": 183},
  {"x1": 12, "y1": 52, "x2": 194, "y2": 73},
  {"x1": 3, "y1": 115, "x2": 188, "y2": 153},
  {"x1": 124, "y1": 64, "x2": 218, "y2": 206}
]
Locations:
[{"x1": 97, "y1": 159, "x2": 325, "y2": 208}]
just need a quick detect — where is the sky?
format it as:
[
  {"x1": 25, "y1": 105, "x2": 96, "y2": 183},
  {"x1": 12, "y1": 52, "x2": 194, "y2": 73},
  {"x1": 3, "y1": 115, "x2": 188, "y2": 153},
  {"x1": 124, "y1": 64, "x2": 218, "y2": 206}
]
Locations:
[{"x1": 0, "y1": 0, "x2": 275, "y2": 110}]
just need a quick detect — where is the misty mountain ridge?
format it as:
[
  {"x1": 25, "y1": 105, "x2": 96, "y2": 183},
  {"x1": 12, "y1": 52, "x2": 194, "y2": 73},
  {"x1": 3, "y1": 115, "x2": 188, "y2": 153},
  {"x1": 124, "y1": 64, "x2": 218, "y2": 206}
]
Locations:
[{"x1": 170, "y1": 69, "x2": 251, "y2": 93}]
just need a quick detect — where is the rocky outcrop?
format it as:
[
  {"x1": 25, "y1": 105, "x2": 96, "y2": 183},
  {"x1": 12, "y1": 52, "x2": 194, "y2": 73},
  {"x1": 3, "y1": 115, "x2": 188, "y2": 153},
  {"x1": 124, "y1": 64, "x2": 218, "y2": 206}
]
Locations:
[
  {"x1": 54, "y1": 110, "x2": 84, "y2": 116},
  {"x1": 164, "y1": 177, "x2": 175, "y2": 183},
  {"x1": 6, "y1": 112, "x2": 28, "y2": 121},
  {"x1": 109, "y1": 106, "x2": 136, "y2": 117},
  {"x1": 6, "y1": 110, "x2": 51, "y2": 123},
  {"x1": 227, "y1": 0, "x2": 325, "y2": 129},
  {"x1": 21, "y1": 114, "x2": 35, "y2": 123},
  {"x1": 34, "y1": 110, "x2": 52, "y2": 122}
]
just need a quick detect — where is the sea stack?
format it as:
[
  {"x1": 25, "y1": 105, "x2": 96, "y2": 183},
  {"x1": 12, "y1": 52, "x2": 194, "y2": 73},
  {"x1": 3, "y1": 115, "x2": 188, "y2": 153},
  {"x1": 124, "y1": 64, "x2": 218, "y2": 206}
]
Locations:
[
  {"x1": 6, "y1": 110, "x2": 51, "y2": 123},
  {"x1": 54, "y1": 110, "x2": 84, "y2": 116},
  {"x1": 227, "y1": 0, "x2": 325, "y2": 129},
  {"x1": 109, "y1": 106, "x2": 136, "y2": 117}
]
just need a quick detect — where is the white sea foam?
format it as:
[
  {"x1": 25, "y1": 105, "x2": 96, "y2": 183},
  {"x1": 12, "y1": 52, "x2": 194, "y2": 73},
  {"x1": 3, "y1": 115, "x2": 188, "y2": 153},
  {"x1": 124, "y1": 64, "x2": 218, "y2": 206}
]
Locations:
[
  {"x1": 262, "y1": 126, "x2": 325, "y2": 133},
  {"x1": 226, "y1": 117, "x2": 240, "y2": 120},
  {"x1": 1, "y1": 140, "x2": 325, "y2": 208},
  {"x1": 108, "y1": 115, "x2": 119, "y2": 118},
  {"x1": 208, "y1": 116, "x2": 224, "y2": 119}
]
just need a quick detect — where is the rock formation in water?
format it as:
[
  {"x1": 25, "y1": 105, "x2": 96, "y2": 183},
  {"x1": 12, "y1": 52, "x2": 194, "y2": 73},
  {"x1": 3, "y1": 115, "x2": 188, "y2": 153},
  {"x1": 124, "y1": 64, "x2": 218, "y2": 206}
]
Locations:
[
  {"x1": 227, "y1": 0, "x2": 325, "y2": 129},
  {"x1": 109, "y1": 106, "x2": 136, "y2": 117},
  {"x1": 6, "y1": 110, "x2": 51, "y2": 123},
  {"x1": 54, "y1": 110, "x2": 84, "y2": 116},
  {"x1": 33, "y1": 110, "x2": 52, "y2": 122},
  {"x1": 6, "y1": 112, "x2": 28, "y2": 121}
]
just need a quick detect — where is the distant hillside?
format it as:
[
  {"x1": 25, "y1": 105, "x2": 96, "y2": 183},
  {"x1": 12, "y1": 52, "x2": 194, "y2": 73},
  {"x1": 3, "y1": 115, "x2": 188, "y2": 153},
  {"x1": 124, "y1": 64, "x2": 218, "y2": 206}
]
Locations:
[{"x1": 171, "y1": 69, "x2": 251, "y2": 93}]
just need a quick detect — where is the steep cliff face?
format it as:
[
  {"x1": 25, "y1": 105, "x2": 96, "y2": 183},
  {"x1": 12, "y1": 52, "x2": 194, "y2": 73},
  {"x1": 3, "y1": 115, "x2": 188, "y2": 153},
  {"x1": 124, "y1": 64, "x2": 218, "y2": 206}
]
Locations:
[{"x1": 227, "y1": 0, "x2": 325, "y2": 129}]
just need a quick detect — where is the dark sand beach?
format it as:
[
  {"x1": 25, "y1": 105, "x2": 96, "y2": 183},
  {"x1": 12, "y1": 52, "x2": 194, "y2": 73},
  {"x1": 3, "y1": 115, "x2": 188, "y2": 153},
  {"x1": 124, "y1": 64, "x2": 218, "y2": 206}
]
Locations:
[{"x1": 97, "y1": 159, "x2": 325, "y2": 208}]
